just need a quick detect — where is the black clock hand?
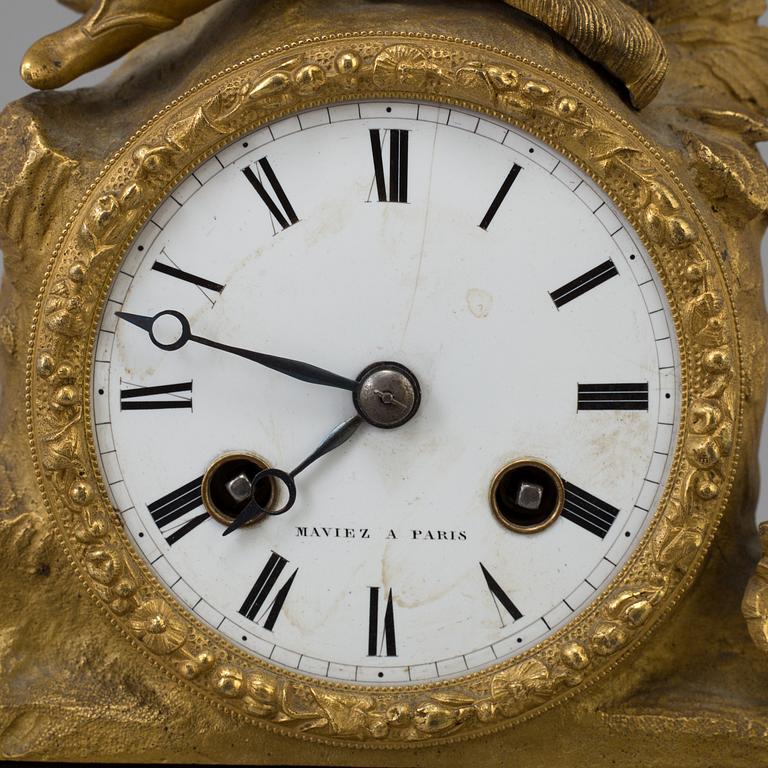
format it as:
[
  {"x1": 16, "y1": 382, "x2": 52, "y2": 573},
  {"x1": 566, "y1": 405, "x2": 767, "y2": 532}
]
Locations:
[
  {"x1": 115, "y1": 309, "x2": 358, "y2": 391},
  {"x1": 222, "y1": 414, "x2": 363, "y2": 535}
]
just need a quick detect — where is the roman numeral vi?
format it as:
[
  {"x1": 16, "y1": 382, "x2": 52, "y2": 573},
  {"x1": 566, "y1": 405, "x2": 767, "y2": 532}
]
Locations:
[{"x1": 368, "y1": 587, "x2": 397, "y2": 657}]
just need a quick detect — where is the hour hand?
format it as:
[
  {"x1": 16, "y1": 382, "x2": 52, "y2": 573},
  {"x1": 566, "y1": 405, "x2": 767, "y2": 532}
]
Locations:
[
  {"x1": 223, "y1": 414, "x2": 363, "y2": 535},
  {"x1": 115, "y1": 309, "x2": 358, "y2": 391}
]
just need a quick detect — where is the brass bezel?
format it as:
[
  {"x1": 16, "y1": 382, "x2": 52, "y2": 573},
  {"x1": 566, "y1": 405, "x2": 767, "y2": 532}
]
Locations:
[
  {"x1": 201, "y1": 451, "x2": 275, "y2": 527},
  {"x1": 26, "y1": 34, "x2": 742, "y2": 747},
  {"x1": 490, "y1": 458, "x2": 565, "y2": 534}
]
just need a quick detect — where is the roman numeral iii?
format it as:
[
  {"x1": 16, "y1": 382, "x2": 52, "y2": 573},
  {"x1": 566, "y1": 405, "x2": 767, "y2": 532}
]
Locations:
[
  {"x1": 242, "y1": 158, "x2": 299, "y2": 230},
  {"x1": 120, "y1": 381, "x2": 193, "y2": 410},
  {"x1": 147, "y1": 475, "x2": 208, "y2": 545},
  {"x1": 369, "y1": 129, "x2": 409, "y2": 203},
  {"x1": 561, "y1": 482, "x2": 620, "y2": 538},
  {"x1": 368, "y1": 587, "x2": 397, "y2": 657},
  {"x1": 480, "y1": 563, "x2": 523, "y2": 626},
  {"x1": 577, "y1": 382, "x2": 649, "y2": 411},
  {"x1": 239, "y1": 552, "x2": 298, "y2": 631},
  {"x1": 550, "y1": 259, "x2": 619, "y2": 308}
]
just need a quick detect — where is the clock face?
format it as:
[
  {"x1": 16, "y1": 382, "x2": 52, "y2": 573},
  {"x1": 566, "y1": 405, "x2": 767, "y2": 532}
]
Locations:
[{"x1": 92, "y1": 100, "x2": 680, "y2": 684}]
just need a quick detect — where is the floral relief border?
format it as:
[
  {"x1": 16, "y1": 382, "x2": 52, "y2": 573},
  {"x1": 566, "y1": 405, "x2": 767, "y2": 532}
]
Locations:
[{"x1": 26, "y1": 34, "x2": 741, "y2": 746}]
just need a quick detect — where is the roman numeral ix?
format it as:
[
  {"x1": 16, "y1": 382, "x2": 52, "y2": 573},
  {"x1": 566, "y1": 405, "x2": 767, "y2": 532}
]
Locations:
[
  {"x1": 550, "y1": 259, "x2": 619, "y2": 308},
  {"x1": 239, "y1": 552, "x2": 298, "y2": 631},
  {"x1": 242, "y1": 158, "x2": 299, "y2": 231},
  {"x1": 561, "y1": 482, "x2": 620, "y2": 538},
  {"x1": 479, "y1": 164, "x2": 522, "y2": 230},
  {"x1": 147, "y1": 475, "x2": 208, "y2": 545},
  {"x1": 368, "y1": 587, "x2": 397, "y2": 657},
  {"x1": 120, "y1": 381, "x2": 193, "y2": 411},
  {"x1": 369, "y1": 129, "x2": 409, "y2": 203},
  {"x1": 577, "y1": 382, "x2": 649, "y2": 411},
  {"x1": 480, "y1": 563, "x2": 523, "y2": 627}
]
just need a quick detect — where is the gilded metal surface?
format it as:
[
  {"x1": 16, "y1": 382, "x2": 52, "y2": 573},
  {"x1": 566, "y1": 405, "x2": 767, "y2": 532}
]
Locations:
[
  {"x1": 0, "y1": 0, "x2": 766, "y2": 763},
  {"x1": 499, "y1": 0, "x2": 667, "y2": 107},
  {"x1": 19, "y1": 33, "x2": 746, "y2": 746},
  {"x1": 743, "y1": 523, "x2": 768, "y2": 653},
  {"x1": 23, "y1": 0, "x2": 668, "y2": 108},
  {"x1": 21, "y1": 0, "x2": 221, "y2": 90}
]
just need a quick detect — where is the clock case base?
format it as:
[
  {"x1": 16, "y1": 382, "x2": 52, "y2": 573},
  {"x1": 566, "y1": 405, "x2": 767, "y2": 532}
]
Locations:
[{"x1": 1, "y1": 0, "x2": 767, "y2": 764}]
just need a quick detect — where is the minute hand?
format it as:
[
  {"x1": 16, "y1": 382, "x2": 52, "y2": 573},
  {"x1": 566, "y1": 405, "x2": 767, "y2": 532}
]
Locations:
[
  {"x1": 192, "y1": 334, "x2": 357, "y2": 390},
  {"x1": 115, "y1": 309, "x2": 358, "y2": 391}
]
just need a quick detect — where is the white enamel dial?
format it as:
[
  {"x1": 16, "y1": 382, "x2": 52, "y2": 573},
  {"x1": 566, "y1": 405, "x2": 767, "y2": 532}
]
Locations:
[{"x1": 92, "y1": 100, "x2": 680, "y2": 684}]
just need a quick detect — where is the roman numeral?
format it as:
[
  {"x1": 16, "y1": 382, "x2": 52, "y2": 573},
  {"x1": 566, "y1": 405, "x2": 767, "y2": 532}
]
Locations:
[
  {"x1": 120, "y1": 381, "x2": 193, "y2": 410},
  {"x1": 479, "y1": 164, "x2": 522, "y2": 230},
  {"x1": 239, "y1": 552, "x2": 298, "y2": 631},
  {"x1": 561, "y1": 482, "x2": 620, "y2": 538},
  {"x1": 151, "y1": 262, "x2": 225, "y2": 293},
  {"x1": 549, "y1": 259, "x2": 619, "y2": 308},
  {"x1": 369, "y1": 129, "x2": 409, "y2": 203},
  {"x1": 367, "y1": 587, "x2": 397, "y2": 657},
  {"x1": 150, "y1": 248, "x2": 224, "y2": 307},
  {"x1": 577, "y1": 382, "x2": 649, "y2": 411},
  {"x1": 242, "y1": 158, "x2": 299, "y2": 231},
  {"x1": 147, "y1": 475, "x2": 208, "y2": 545},
  {"x1": 480, "y1": 563, "x2": 522, "y2": 626}
]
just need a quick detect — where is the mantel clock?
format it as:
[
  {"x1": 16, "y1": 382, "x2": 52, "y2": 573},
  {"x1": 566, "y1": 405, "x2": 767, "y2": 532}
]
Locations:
[{"x1": 0, "y1": 0, "x2": 767, "y2": 765}]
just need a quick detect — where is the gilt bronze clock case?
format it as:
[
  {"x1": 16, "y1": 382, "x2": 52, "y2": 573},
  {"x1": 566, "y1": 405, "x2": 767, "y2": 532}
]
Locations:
[{"x1": 0, "y1": 0, "x2": 767, "y2": 764}]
